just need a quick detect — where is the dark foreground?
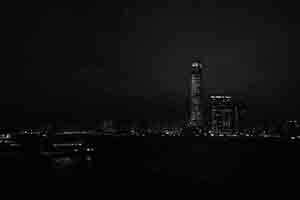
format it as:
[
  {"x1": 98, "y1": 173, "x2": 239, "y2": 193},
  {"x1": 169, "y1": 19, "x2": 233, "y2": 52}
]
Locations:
[{"x1": 0, "y1": 137, "x2": 299, "y2": 195}]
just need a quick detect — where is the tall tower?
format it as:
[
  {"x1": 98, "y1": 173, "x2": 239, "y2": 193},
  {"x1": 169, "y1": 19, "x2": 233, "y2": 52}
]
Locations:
[{"x1": 190, "y1": 56, "x2": 206, "y2": 127}]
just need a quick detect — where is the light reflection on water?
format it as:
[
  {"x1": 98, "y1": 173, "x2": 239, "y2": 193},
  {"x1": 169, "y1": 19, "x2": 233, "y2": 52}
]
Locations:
[
  {"x1": 52, "y1": 154, "x2": 94, "y2": 169},
  {"x1": 53, "y1": 157, "x2": 74, "y2": 168}
]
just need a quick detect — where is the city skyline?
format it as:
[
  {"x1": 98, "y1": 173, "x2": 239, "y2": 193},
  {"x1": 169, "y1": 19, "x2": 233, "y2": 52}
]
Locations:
[
  {"x1": 1, "y1": 1, "x2": 300, "y2": 192},
  {"x1": 4, "y1": 1, "x2": 300, "y2": 126}
]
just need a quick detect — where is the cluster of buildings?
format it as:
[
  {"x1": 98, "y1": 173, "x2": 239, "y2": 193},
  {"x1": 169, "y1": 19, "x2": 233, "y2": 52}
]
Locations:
[
  {"x1": 186, "y1": 56, "x2": 300, "y2": 138},
  {"x1": 97, "y1": 56, "x2": 248, "y2": 135},
  {"x1": 187, "y1": 56, "x2": 247, "y2": 134},
  {"x1": 4, "y1": 56, "x2": 296, "y2": 138},
  {"x1": 92, "y1": 56, "x2": 298, "y2": 137}
]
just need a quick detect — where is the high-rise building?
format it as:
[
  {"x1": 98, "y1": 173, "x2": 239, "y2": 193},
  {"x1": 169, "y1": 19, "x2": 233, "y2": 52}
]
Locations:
[
  {"x1": 208, "y1": 95, "x2": 245, "y2": 134},
  {"x1": 189, "y1": 56, "x2": 206, "y2": 127}
]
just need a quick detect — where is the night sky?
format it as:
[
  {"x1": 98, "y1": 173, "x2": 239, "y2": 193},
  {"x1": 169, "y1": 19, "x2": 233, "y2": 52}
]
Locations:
[{"x1": 5, "y1": 1, "x2": 300, "y2": 127}]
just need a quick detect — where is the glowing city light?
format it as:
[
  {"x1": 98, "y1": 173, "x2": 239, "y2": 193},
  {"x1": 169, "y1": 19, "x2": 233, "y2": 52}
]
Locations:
[{"x1": 192, "y1": 62, "x2": 199, "y2": 67}]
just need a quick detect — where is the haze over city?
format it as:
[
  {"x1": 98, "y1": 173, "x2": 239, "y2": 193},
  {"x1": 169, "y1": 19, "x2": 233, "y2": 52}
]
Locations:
[{"x1": 0, "y1": 0, "x2": 296, "y2": 128}]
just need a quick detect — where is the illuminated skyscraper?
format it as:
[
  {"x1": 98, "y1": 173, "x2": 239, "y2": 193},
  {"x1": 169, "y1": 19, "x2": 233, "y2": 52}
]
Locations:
[{"x1": 189, "y1": 56, "x2": 206, "y2": 127}]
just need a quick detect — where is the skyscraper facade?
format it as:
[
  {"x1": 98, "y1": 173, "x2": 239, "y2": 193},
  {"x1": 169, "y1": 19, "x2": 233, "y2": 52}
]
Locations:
[
  {"x1": 208, "y1": 95, "x2": 245, "y2": 134},
  {"x1": 190, "y1": 57, "x2": 206, "y2": 127}
]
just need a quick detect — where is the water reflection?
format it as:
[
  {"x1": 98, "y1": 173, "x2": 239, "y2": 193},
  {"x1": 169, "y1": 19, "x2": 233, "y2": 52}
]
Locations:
[{"x1": 51, "y1": 154, "x2": 95, "y2": 174}]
